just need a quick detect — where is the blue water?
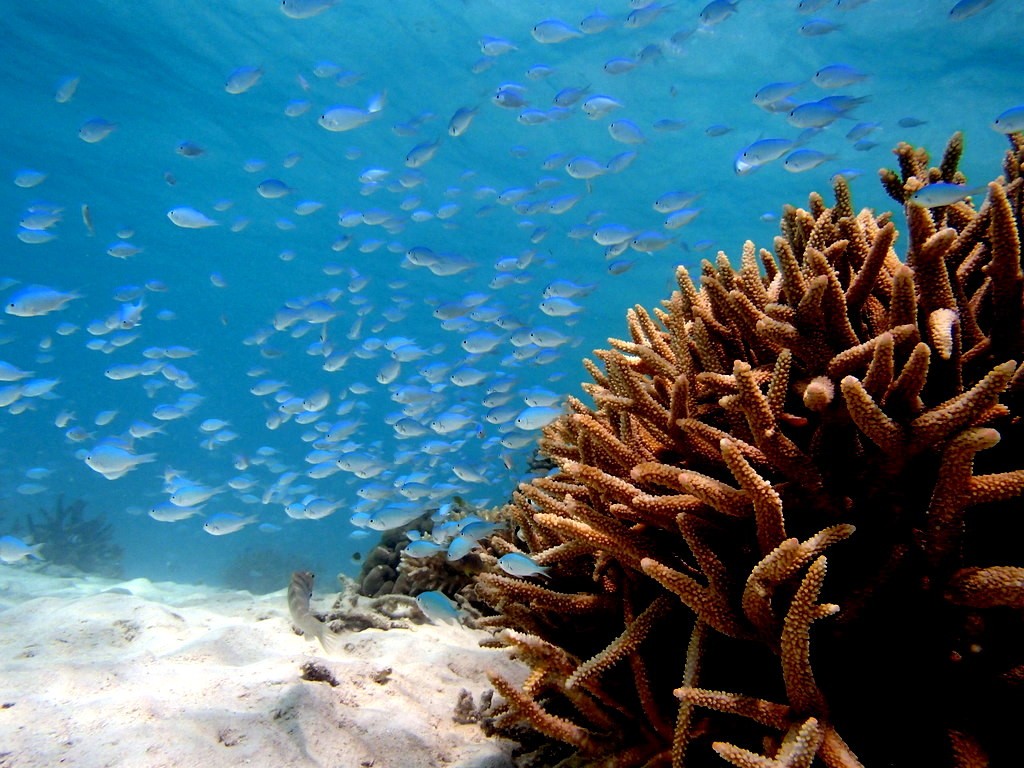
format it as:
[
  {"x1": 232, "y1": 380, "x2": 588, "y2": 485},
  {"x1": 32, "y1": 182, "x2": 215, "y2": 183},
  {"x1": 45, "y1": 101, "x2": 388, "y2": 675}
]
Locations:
[{"x1": 1, "y1": 0, "x2": 1020, "y2": 587}]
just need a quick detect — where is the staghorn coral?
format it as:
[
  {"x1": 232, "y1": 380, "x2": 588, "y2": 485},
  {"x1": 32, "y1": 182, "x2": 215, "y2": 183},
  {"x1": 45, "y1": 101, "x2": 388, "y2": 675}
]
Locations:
[{"x1": 476, "y1": 134, "x2": 1024, "y2": 767}]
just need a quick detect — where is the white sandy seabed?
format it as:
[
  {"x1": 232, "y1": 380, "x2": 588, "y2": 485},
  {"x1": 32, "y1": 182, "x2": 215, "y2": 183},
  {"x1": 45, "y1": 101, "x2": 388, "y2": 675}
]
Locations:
[{"x1": 0, "y1": 567, "x2": 527, "y2": 768}]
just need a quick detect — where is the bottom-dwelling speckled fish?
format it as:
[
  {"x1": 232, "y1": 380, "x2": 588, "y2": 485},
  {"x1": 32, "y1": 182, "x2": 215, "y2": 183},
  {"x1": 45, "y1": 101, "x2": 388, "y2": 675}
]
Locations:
[{"x1": 287, "y1": 570, "x2": 345, "y2": 655}]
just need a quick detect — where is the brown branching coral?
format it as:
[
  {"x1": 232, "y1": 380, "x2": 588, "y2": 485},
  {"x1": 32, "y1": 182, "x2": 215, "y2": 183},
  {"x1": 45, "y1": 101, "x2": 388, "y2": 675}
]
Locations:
[{"x1": 476, "y1": 134, "x2": 1024, "y2": 767}]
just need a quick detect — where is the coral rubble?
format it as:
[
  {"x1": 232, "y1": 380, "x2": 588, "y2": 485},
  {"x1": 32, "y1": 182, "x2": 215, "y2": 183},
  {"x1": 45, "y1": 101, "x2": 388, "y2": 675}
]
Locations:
[{"x1": 475, "y1": 134, "x2": 1024, "y2": 767}]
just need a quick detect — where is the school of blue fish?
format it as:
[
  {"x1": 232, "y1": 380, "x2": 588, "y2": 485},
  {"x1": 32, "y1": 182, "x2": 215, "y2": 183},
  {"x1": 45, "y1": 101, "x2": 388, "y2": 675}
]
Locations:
[{"x1": 0, "y1": 0, "x2": 1020, "y2": 583}]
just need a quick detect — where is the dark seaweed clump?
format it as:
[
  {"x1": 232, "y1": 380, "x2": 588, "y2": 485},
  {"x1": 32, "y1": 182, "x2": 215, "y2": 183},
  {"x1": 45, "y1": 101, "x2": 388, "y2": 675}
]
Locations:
[{"x1": 22, "y1": 495, "x2": 122, "y2": 578}]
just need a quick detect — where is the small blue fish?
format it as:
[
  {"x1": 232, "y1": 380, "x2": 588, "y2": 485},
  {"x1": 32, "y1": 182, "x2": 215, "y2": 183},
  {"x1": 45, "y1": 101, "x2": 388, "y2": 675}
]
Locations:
[
  {"x1": 459, "y1": 520, "x2": 505, "y2": 540},
  {"x1": 909, "y1": 183, "x2": 988, "y2": 208},
  {"x1": 318, "y1": 94, "x2": 385, "y2": 131},
  {"x1": 565, "y1": 156, "x2": 607, "y2": 180},
  {"x1": 552, "y1": 86, "x2": 589, "y2": 108},
  {"x1": 592, "y1": 223, "x2": 634, "y2": 246},
  {"x1": 498, "y1": 552, "x2": 550, "y2": 579},
  {"x1": 84, "y1": 443, "x2": 156, "y2": 479},
  {"x1": 0, "y1": 361, "x2": 34, "y2": 381},
  {"x1": 797, "y1": 0, "x2": 830, "y2": 12},
  {"x1": 531, "y1": 19, "x2": 582, "y2": 44},
  {"x1": 54, "y1": 75, "x2": 79, "y2": 103},
  {"x1": 225, "y1": 65, "x2": 263, "y2": 94},
  {"x1": 170, "y1": 483, "x2": 225, "y2": 507},
  {"x1": 78, "y1": 118, "x2": 117, "y2": 143},
  {"x1": 581, "y1": 95, "x2": 623, "y2": 119},
  {"x1": 366, "y1": 505, "x2": 427, "y2": 531},
  {"x1": 799, "y1": 18, "x2": 842, "y2": 36},
  {"x1": 846, "y1": 121, "x2": 881, "y2": 141},
  {"x1": 753, "y1": 81, "x2": 804, "y2": 108},
  {"x1": 149, "y1": 501, "x2": 203, "y2": 522},
  {"x1": 527, "y1": 327, "x2": 572, "y2": 348},
  {"x1": 176, "y1": 140, "x2": 205, "y2": 157},
  {"x1": 203, "y1": 513, "x2": 258, "y2": 535},
  {"x1": 949, "y1": 0, "x2": 995, "y2": 21},
  {"x1": 788, "y1": 100, "x2": 845, "y2": 128},
  {"x1": 117, "y1": 299, "x2": 145, "y2": 329},
  {"x1": 406, "y1": 138, "x2": 441, "y2": 168},
  {"x1": 608, "y1": 258, "x2": 637, "y2": 275},
  {"x1": 106, "y1": 242, "x2": 143, "y2": 259},
  {"x1": 493, "y1": 84, "x2": 528, "y2": 109},
  {"x1": 257, "y1": 179, "x2": 293, "y2": 198},
  {"x1": 280, "y1": 0, "x2": 336, "y2": 18},
  {"x1": 539, "y1": 296, "x2": 583, "y2": 317},
  {"x1": 604, "y1": 57, "x2": 638, "y2": 75},
  {"x1": 446, "y1": 534, "x2": 479, "y2": 561},
  {"x1": 664, "y1": 208, "x2": 702, "y2": 228},
  {"x1": 700, "y1": 0, "x2": 739, "y2": 27},
  {"x1": 415, "y1": 590, "x2": 462, "y2": 624},
  {"x1": 462, "y1": 329, "x2": 505, "y2": 354},
  {"x1": 5, "y1": 285, "x2": 81, "y2": 317},
  {"x1": 479, "y1": 35, "x2": 517, "y2": 56},
  {"x1": 405, "y1": 540, "x2": 444, "y2": 558},
  {"x1": 17, "y1": 227, "x2": 56, "y2": 245},
  {"x1": 783, "y1": 149, "x2": 836, "y2": 173},
  {"x1": 0, "y1": 535, "x2": 44, "y2": 564},
  {"x1": 167, "y1": 206, "x2": 219, "y2": 229},
  {"x1": 608, "y1": 119, "x2": 646, "y2": 145},
  {"x1": 812, "y1": 64, "x2": 869, "y2": 89},
  {"x1": 285, "y1": 99, "x2": 311, "y2": 117},
  {"x1": 739, "y1": 138, "x2": 794, "y2": 166},
  {"x1": 580, "y1": 9, "x2": 614, "y2": 33},
  {"x1": 627, "y1": 2, "x2": 673, "y2": 28},
  {"x1": 448, "y1": 106, "x2": 478, "y2": 137},
  {"x1": 514, "y1": 405, "x2": 562, "y2": 430},
  {"x1": 653, "y1": 190, "x2": 701, "y2": 213},
  {"x1": 13, "y1": 169, "x2": 47, "y2": 188},
  {"x1": 543, "y1": 279, "x2": 596, "y2": 299},
  {"x1": 992, "y1": 106, "x2": 1024, "y2": 134},
  {"x1": 631, "y1": 231, "x2": 677, "y2": 253}
]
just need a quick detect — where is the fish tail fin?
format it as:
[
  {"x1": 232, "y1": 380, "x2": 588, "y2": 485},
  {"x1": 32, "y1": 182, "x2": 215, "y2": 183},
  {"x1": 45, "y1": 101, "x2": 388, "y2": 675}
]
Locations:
[
  {"x1": 368, "y1": 91, "x2": 386, "y2": 113},
  {"x1": 317, "y1": 626, "x2": 346, "y2": 656},
  {"x1": 30, "y1": 544, "x2": 45, "y2": 560}
]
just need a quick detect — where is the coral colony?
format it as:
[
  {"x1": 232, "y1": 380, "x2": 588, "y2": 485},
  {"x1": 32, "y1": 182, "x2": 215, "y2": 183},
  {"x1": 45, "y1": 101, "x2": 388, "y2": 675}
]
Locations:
[{"x1": 472, "y1": 135, "x2": 1024, "y2": 767}]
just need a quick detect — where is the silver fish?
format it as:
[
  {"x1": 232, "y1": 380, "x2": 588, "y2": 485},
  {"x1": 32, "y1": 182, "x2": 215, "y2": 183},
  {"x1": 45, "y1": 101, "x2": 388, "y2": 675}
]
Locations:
[{"x1": 288, "y1": 571, "x2": 344, "y2": 655}]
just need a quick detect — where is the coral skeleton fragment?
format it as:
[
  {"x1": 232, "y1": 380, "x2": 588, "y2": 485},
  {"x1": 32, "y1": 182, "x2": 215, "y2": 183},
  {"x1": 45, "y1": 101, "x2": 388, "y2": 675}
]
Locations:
[{"x1": 474, "y1": 134, "x2": 1024, "y2": 767}]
